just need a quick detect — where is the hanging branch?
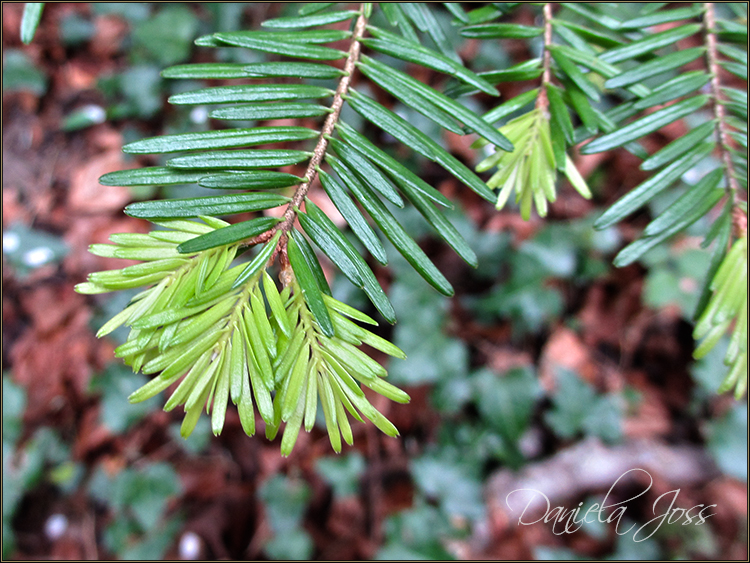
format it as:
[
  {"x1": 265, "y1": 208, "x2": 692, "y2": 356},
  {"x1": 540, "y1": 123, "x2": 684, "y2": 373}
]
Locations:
[
  {"x1": 71, "y1": 2, "x2": 748, "y2": 447},
  {"x1": 535, "y1": 2, "x2": 554, "y2": 113},
  {"x1": 704, "y1": 2, "x2": 744, "y2": 236},
  {"x1": 79, "y1": 1, "x2": 520, "y2": 451},
  {"x1": 277, "y1": 10, "x2": 368, "y2": 239}
]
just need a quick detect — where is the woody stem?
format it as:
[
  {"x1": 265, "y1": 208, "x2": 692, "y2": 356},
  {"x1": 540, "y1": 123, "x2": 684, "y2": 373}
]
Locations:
[
  {"x1": 703, "y1": 2, "x2": 746, "y2": 237},
  {"x1": 276, "y1": 10, "x2": 368, "y2": 238},
  {"x1": 536, "y1": 3, "x2": 554, "y2": 113}
]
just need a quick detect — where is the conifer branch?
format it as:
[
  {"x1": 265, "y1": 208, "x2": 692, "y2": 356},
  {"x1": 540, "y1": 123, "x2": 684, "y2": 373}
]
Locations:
[
  {"x1": 703, "y1": 2, "x2": 745, "y2": 236},
  {"x1": 276, "y1": 8, "x2": 368, "y2": 242},
  {"x1": 535, "y1": 3, "x2": 554, "y2": 113},
  {"x1": 66, "y1": 1, "x2": 750, "y2": 445}
]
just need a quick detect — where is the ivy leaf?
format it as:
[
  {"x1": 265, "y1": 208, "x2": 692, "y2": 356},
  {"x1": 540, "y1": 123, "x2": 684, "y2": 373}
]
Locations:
[
  {"x1": 315, "y1": 452, "x2": 366, "y2": 497},
  {"x1": 474, "y1": 367, "x2": 540, "y2": 443},
  {"x1": 411, "y1": 454, "x2": 485, "y2": 520},
  {"x1": 707, "y1": 404, "x2": 748, "y2": 481}
]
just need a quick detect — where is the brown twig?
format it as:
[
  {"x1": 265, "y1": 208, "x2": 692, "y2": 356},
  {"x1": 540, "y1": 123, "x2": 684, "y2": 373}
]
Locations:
[
  {"x1": 703, "y1": 2, "x2": 746, "y2": 237},
  {"x1": 237, "y1": 8, "x2": 368, "y2": 284},
  {"x1": 275, "y1": 10, "x2": 368, "y2": 237},
  {"x1": 535, "y1": 3, "x2": 554, "y2": 113},
  {"x1": 733, "y1": 205, "x2": 748, "y2": 238}
]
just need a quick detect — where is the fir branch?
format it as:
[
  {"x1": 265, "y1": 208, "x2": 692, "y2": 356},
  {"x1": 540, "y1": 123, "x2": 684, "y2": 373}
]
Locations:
[
  {"x1": 276, "y1": 8, "x2": 368, "y2": 242},
  {"x1": 704, "y1": 2, "x2": 745, "y2": 234},
  {"x1": 734, "y1": 206, "x2": 748, "y2": 238},
  {"x1": 535, "y1": 3, "x2": 554, "y2": 113}
]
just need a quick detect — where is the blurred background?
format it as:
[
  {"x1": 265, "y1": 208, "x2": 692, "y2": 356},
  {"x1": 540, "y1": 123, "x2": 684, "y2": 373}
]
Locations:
[{"x1": 2, "y1": 3, "x2": 747, "y2": 560}]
